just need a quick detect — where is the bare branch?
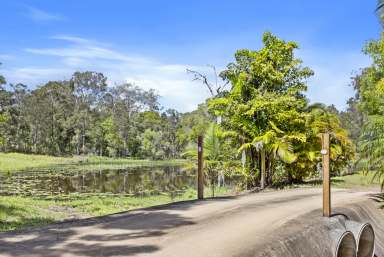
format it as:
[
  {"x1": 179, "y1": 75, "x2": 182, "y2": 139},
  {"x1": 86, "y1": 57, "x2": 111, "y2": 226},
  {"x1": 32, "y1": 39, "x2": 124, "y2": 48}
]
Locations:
[
  {"x1": 186, "y1": 69, "x2": 215, "y2": 96},
  {"x1": 187, "y1": 65, "x2": 229, "y2": 97}
]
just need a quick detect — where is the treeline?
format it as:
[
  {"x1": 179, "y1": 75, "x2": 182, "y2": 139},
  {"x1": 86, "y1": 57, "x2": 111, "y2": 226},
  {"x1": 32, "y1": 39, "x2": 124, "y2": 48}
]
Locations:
[
  {"x1": 0, "y1": 71, "x2": 210, "y2": 159},
  {"x1": 0, "y1": 32, "x2": 362, "y2": 187}
]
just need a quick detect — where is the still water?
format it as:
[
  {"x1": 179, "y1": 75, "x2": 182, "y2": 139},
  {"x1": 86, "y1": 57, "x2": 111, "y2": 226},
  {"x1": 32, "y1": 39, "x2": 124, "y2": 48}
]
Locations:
[{"x1": 0, "y1": 165, "x2": 198, "y2": 196}]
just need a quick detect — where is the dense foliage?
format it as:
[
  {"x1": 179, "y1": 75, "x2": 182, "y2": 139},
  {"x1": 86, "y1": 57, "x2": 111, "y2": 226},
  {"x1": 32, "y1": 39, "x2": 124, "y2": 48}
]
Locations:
[
  {"x1": 347, "y1": 33, "x2": 384, "y2": 188},
  {"x1": 0, "y1": 71, "x2": 212, "y2": 159},
  {"x1": 208, "y1": 32, "x2": 354, "y2": 187}
]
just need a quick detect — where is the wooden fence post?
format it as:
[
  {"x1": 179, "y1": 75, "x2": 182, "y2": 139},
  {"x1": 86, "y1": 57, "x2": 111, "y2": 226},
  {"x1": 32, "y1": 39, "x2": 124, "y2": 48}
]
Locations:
[
  {"x1": 260, "y1": 149, "x2": 266, "y2": 189},
  {"x1": 321, "y1": 133, "x2": 331, "y2": 217},
  {"x1": 197, "y1": 135, "x2": 204, "y2": 199}
]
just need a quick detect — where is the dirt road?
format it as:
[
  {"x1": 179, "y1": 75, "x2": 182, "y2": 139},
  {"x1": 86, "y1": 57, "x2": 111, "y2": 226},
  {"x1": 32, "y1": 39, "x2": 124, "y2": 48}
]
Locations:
[{"x1": 0, "y1": 188, "x2": 376, "y2": 257}]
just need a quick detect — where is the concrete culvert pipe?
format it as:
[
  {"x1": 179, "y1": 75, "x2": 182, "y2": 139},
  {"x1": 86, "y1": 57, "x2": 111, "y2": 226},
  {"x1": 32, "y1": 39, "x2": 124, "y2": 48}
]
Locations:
[
  {"x1": 332, "y1": 230, "x2": 357, "y2": 257},
  {"x1": 346, "y1": 221, "x2": 375, "y2": 257}
]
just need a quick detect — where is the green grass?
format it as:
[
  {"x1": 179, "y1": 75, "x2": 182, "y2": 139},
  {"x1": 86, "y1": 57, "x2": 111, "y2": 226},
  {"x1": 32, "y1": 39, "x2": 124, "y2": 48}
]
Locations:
[
  {"x1": 0, "y1": 153, "x2": 76, "y2": 173},
  {"x1": 0, "y1": 193, "x2": 196, "y2": 231},
  {"x1": 0, "y1": 185, "x2": 236, "y2": 232},
  {"x1": 0, "y1": 152, "x2": 189, "y2": 173},
  {"x1": 0, "y1": 196, "x2": 66, "y2": 231},
  {"x1": 284, "y1": 172, "x2": 381, "y2": 190},
  {"x1": 332, "y1": 171, "x2": 381, "y2": 189},
  {"x1": 43, "y1": 190, "x2": 199, "y2": 216}
]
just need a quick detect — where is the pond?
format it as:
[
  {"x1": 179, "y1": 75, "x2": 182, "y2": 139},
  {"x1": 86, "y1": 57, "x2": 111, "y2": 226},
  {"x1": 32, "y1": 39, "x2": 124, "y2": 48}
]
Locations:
[{"x1": 0, "y1": 165, "x2": 241, "y2": 197}]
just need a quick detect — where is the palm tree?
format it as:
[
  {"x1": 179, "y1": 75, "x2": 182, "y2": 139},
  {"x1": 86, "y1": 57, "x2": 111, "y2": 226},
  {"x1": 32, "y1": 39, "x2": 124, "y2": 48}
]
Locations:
[
  {"x1": 358, "y1": 115, "x2": 384, "y2": 189},
  {"x1": 183, "y1": 123, "x2": 224, "y2": 196},
  {"x1": 240, "y1": 121, "x2": 299, "y2": 189}
]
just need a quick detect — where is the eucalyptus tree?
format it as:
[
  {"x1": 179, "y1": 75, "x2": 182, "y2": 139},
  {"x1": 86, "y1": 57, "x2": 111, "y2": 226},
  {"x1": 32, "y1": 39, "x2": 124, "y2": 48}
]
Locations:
[
  {"x1": 70, "y1": 71, "x2": 107, "y2": 154},
  {"x1": 339, "y1": 98, "x2": 364, "y2": 143},
  {"x1": 2, "y1": 83, "x2": 30, "y2": 152},
  {"x1": 161, "y1": 109, "x2": 184, "y2": 159},
  {"x1": 0, "y1": 72, "x2": 10, "y2": 148},
  {"x1": 107, "y1": 83, "x2": 160, "y2": 156},
  {"x1": 0, "y1": 71, "x2": 30, "y2": 151},
  {"x1": 22, "y1": 81, "x2": 74, "y2": 154}
]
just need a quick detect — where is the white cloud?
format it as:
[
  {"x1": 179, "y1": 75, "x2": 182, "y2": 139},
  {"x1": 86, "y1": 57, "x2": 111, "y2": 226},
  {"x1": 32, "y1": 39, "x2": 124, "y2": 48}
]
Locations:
[
  {"x1": 4, "y1": 67, "x2": 72, "y2": 85},
  {"x1": 25, "y1": 35, "x2": 153, "y2": 65},
  {"x1": 7, "y1": 36, "x2": 213, "y2": 112},
  {"x1": 9, "y1": 34, "x2": 366, "y2": 112},
  {"x1": 27, "y1": 7, "x2": 66, "y2": 22},
  {"x1": 51, "y1": 35, "x2": 94, "y2": 45}
]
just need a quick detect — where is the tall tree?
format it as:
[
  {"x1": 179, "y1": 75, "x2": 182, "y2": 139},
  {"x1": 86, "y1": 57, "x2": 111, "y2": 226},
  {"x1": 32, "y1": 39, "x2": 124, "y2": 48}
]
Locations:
[
  {"x1": 209, "y1": 32, "x2": 313, "y2": 186},
  {"x1": 0, "y1": 66, "x2": 9, "y2": 147},
  {"x1": 209, "y1": 32, "x2": 354, "y2": 186},
  {"x1": 70, "y1": 71, "x2": 107, "y2": 154}
]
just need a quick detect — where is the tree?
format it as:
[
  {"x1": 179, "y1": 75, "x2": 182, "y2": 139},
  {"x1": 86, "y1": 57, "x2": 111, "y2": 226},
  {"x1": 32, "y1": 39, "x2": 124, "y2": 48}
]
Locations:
[
  {"x1": 2, "y1": 83, "x2": 30, "y2": 152},
  {"x1": 352, "y1": 33, "x2": 384, "y2": 188},
  {"x1": 339, "y1": 98, "x2": 364, "y2": 143},
  {"x1": 187, "y1": 65, "x2": 229, "y2": 97},
  {"x1": 0, "y1": 70, "x2": 9, "y2": 148},
  {"x1": 141, "y1": 129, "x2": 164, "y2": 160},
  {"x1": 298, "y1": 105, "x2": 354, "y2": 179},
  {"x1": 182, "y1": 122, "x2": 232, "y2": 195},
  {"x1": 107, "y1": 83, "x2": 160, "y2": 157},
  {"x1": 209, "y1": 32, "x2": 313, "y2": 187},
  {"x1": 0, "y1": 63, "x2": 5, "y2": 86},
  {"x1": 161, "y1": 109, "x2": 183, "y2": 159},
  {"x1": 70, "y1": 71, "x2": 107, "y2": 154},
  {"x1": 0, "y1": 114, "x2": 7, "y2": 146},
  {"x1": 22, "y1": 81, "x2": 74, "y2": 154},
  {"x1": 99, "y1": 116, "x2": 123, "y2": 157},
  {"x1": 208, "y1": 32, "x2": 354, "y2": 187}
]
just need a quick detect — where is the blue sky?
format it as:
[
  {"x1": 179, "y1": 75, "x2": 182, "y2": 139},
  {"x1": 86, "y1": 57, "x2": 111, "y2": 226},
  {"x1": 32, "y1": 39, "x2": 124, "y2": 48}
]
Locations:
[{"x1": 0, "y1": 0, "x2": 381, "y2": 112}]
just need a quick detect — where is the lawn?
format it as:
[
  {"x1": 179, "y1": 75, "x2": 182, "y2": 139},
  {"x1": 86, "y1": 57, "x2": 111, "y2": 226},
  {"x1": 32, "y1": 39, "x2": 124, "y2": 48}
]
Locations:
[{"x1": 0, "y1": 152, "x2": 188, "y2": 173}]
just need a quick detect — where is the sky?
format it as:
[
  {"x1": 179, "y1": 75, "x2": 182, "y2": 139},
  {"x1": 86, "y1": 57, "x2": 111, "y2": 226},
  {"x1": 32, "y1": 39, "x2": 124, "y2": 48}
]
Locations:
[{"x1": 0, "y1": 0, "x2": 381, "y2": 112}]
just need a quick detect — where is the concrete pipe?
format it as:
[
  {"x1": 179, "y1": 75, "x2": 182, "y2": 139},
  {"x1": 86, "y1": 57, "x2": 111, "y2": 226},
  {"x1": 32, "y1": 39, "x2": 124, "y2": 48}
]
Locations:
[
  {"x1": 346, "y1": 221, "x2": 375, "y2": 257},
  {"x1": 330, "y1": 229, "x2": 357, "y2": 257}
]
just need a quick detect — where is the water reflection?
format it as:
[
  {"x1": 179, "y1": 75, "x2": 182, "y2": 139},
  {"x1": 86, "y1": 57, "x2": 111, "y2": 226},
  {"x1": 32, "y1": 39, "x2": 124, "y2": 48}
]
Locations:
[{"x1": 0, "y1": 166, "x2": 196, "y2": 196}]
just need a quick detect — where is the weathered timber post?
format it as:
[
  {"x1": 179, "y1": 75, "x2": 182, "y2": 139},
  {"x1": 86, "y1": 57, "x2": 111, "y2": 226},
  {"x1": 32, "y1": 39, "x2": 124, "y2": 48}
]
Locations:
[
  {"x1": 321, "y1": 133, "x2": 331, "y2": 217},
  {"x1": 260, "y1": 149, "x2": 266, "y2": 189},
  {"x1": 197, "y1": 135, "x2": 204, "y2": 199}
]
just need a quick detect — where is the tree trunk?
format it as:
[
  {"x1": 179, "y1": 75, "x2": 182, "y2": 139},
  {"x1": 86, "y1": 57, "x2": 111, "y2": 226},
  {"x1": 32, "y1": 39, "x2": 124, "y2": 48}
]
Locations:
[
  {"x1": 260, "y1": 149, "x2": 266, "y2": 189},
  {"x1": 267, "y1": 157, "x2": 272, "y2": 185}
]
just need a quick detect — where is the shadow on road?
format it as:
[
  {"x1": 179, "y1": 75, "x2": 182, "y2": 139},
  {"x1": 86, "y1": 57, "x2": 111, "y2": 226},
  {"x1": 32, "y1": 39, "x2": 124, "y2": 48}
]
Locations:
[{"x1": 0, "y1": 199, "x2": 215, "y2": 257}]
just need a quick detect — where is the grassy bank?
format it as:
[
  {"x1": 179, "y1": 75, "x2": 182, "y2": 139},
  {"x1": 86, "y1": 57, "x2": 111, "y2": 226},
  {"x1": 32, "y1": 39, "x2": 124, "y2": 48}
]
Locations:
[
  {"x1": 0, "y1": 186, "x2": 235, "y2": 232},
  {"x1": 0, "y1": 152, "x2": 189, "y2": 173}
]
